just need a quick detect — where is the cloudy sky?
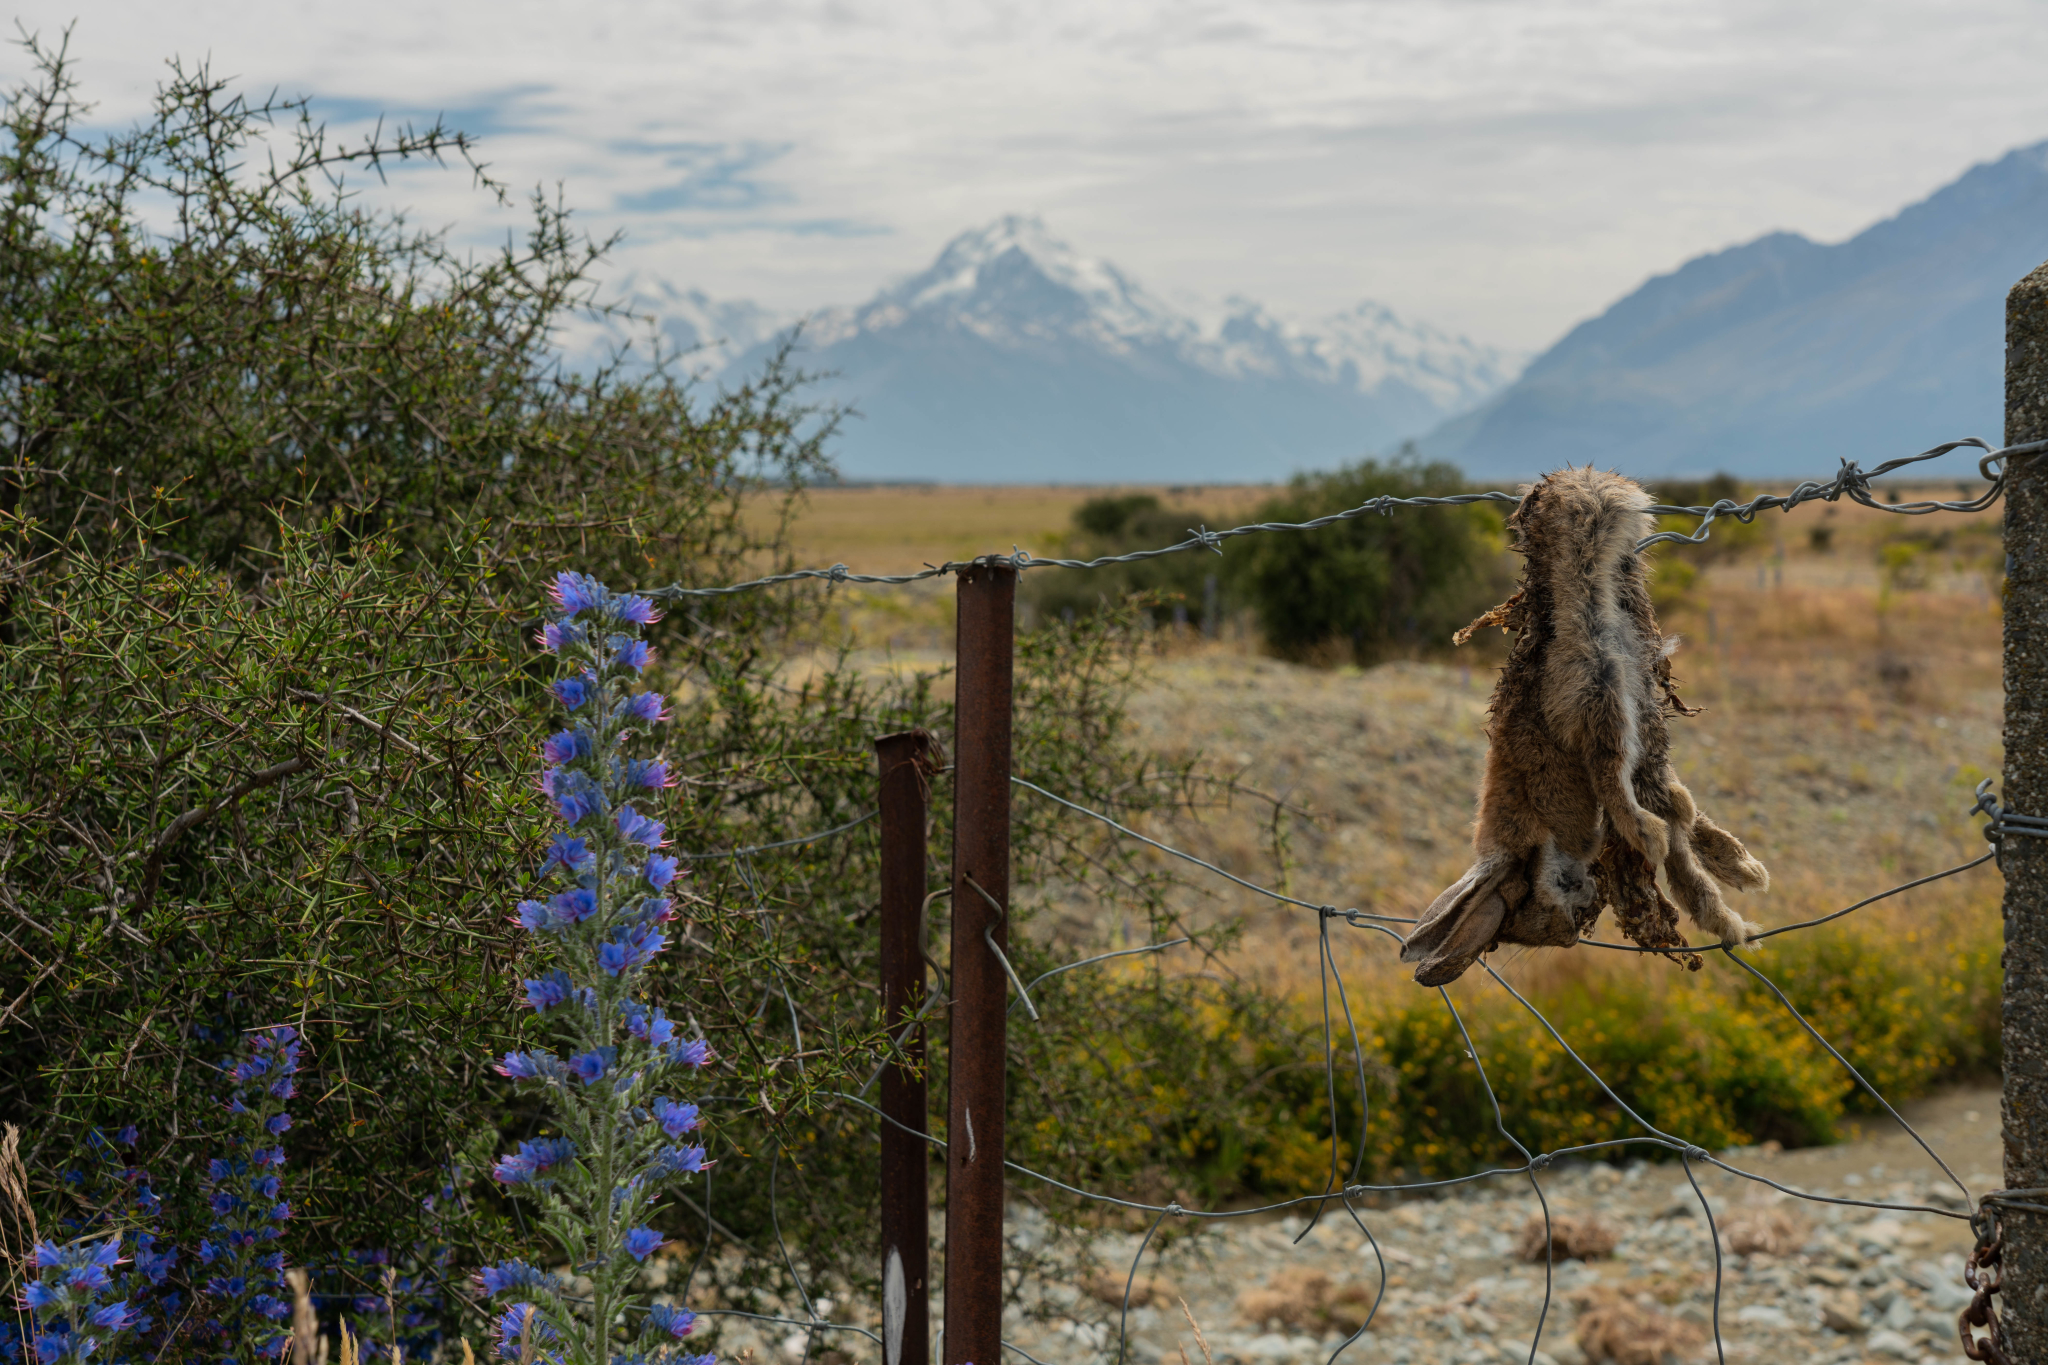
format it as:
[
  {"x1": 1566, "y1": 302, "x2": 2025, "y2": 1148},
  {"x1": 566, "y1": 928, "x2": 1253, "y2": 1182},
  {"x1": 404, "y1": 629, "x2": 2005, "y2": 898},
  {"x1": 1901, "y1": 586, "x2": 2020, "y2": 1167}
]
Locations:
[{"x1": 12, "y1": 0, "x2": 2048, "y2": 349}]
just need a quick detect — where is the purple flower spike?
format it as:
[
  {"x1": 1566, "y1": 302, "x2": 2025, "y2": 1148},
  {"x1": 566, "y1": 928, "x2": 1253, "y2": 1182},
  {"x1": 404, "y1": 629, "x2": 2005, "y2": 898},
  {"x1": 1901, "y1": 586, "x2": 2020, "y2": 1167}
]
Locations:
[
  {"x1": 622, "y1": 1227, "x2": 664, "y2": 1262},
  {"x1": 668, "y1": 1037, "x2": 712, "y2": 1069},
  {"x1": 551, "y1": 676, "x2": 592, "y2": 710},
  {"x1": 515, "y1": 899, "x2": 551, "y2": 932},
  {"x1": 264, "y1": 1112, "x2": 292, "y2": 1136},
  {"x1": 614, "y1": 805, "x2": 666, "y2": 848},
  {"x1": 644, "y1": 852, "x2": 681, "y2": 890},
  {"x1": 620, "y1": 691, "x2": 669, "y2": 725},
  {"x1": 566, "y1": 1048, "x2": 617, "y2": 1085},
  {"x1": 550, "y1": 571, "x2": 607, "y2": 616}
]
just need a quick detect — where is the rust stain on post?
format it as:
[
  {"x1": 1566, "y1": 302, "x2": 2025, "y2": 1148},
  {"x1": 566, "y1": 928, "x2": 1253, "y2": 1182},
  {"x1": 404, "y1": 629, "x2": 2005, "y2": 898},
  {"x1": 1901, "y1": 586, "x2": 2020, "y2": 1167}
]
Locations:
[
  {"x1": 944, "y1": 563, "x2": 1015, "y2": 1365},
  {"x1": 2004, "y1": 257, "x2": 2048, "y2": 1355},
  {"x1": 876, "y1": 729, "x2": 939, "y2": 1365}
]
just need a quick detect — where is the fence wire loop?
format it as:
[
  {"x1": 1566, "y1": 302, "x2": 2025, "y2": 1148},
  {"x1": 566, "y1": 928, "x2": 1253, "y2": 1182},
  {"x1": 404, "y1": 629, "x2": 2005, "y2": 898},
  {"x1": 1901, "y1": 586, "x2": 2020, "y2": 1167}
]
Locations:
[{"x1": 1972, "y1": 779, "x2": 2048, "y2": 866}]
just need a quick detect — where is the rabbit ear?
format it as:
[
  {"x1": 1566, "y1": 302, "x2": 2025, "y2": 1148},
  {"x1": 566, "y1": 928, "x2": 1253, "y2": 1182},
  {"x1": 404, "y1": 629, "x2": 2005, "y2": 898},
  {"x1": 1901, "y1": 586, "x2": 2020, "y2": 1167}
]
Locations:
[{"x1": 1403, "y1": 857, "x2": 1513, "y2": 986}]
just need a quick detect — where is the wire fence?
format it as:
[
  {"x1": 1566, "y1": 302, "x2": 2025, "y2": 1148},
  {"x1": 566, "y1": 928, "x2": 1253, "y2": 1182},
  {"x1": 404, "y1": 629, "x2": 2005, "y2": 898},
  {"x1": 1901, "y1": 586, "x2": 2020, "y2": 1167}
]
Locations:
[{"x1": 644, "y1": 435, "x2": 2035, "y2": 1365}]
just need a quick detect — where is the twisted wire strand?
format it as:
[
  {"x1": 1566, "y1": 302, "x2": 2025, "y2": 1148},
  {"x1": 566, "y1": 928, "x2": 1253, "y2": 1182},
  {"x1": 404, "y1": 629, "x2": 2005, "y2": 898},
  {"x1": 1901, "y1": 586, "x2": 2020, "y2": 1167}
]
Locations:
[{"x1": 639, "y1": 435, "x2": 2039, "y2": 601}]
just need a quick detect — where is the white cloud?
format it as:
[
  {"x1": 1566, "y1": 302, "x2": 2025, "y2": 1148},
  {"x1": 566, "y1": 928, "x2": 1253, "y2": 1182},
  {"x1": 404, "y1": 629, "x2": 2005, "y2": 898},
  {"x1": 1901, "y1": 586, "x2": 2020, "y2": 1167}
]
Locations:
[{"x1": 13, "y1": 0, "x2": 2048, "y2": 348}]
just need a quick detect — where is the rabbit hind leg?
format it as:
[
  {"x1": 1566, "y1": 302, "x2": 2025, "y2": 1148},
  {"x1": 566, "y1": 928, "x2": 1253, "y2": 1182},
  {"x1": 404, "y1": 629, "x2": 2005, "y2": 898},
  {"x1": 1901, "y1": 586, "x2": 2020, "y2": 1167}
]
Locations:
[
  {"x1": 1690, "y1": 813, "x2": 1769, "y2": 892},
  {"x1": 1662, "y1": 824, "x2": 1760, "y2": 947}
]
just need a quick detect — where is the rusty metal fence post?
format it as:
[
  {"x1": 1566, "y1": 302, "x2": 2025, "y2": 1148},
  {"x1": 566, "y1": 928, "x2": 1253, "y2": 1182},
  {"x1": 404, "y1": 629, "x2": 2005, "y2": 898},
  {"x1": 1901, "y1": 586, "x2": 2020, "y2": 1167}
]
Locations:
[
  {"x1": 2001, "y1": 259, "x2": 2048, "y2": 1358},
  {"x1": 876, "y1": 730, "x2": 939, "y2": 1365},
  {"x1": 943, "y1": 563, "x2": 1016, "y2": 1365}
]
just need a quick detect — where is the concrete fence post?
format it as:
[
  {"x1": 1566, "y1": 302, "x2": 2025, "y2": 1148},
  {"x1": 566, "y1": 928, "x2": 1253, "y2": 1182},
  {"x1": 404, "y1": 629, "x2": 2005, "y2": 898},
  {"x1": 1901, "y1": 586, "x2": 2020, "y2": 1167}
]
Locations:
[{"x1": 2002, "y1": 257, "x2": 2048, "y2": 1355}]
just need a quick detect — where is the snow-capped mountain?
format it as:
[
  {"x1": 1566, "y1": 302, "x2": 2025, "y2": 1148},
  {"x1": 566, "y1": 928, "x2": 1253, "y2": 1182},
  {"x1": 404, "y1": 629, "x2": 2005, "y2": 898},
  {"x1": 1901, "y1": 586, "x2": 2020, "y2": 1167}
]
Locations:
[
  {"x1": 1421, "y1": 141, "x2": 2048, "y2": 481},
  {"x1": 562, "y1": 274, "x2": 785, "y2": 373},
  {"x1": 699, "y1": 215, "x2": 1526, "y2": 483}
]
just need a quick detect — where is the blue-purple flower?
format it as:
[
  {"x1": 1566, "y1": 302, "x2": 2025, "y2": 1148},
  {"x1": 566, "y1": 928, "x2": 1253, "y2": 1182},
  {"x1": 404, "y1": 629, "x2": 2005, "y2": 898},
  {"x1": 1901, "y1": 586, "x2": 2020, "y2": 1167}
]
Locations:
[
  {"x1": 491, "y1": 1137, "x2": 577, "y2": 1186},
  {"x1": 566, "y1": 1048, "x2": 617, "y2": 1085},
  {"x1": 536, "y1": 619, "x2": 586, "y2": 653},
  {"x1": 599, "y1": 923, "x2": 667, "y2": 977},
  {"x1": 610, "y1": 636, "x2": 653, "y2": 672},
  {"x1": 613, "y1": 805, "x2": 666, "y2": 848},
  {"x1": 543, "y1": 729, "x2": 595, "y2": 765},
  {"x1": 475, "y1": 1262, "x2": 560, "y2": 1296},
  {"x1": 612, "y1": 593, "x2": 661, "y2": 625},
  {"x1": 643, "y1": 853, "x2": 681, "y2": 890},
  {"x1": 622, "y1": 1228, "x2": 664, "y2": 1262},
  {"x1": 543, "y1": 834, "x2": 594, "y2": 876},
  {"x1": 548, "y1": 571, "x2": 608, "y2": 616},
  {"x1": 651, "y1": 1099, "x2": 701, "y2": 1140},
  {"x1": 619, "y1": 691, "x2": 669, "y2": 725},
  {"x1": 642, "y1": 1305, "x2": 697, "y2": 1340},
  {"x1": 523, "y1": 971, "x2": 577, "y2": 1012}
]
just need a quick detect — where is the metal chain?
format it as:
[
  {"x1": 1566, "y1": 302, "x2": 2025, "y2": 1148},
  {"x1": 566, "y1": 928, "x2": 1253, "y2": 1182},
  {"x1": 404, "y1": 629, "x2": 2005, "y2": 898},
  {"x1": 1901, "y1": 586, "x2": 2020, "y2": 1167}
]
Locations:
[{"x1": 1961, "y1": 1207, "x2": 2012, "y2": 1364}]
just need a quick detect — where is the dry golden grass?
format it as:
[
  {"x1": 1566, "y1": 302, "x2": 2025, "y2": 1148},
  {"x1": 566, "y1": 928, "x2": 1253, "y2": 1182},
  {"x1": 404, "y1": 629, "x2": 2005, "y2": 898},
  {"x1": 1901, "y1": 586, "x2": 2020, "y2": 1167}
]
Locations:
[{"x1": 751, "y1": 482, "x2": 1276, "y2": 579}]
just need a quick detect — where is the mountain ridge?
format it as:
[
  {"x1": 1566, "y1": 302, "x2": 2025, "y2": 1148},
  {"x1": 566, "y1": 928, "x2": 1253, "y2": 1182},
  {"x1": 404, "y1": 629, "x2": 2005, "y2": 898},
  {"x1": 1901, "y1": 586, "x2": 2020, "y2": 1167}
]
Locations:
[{"x1": 1424, "y1": 141, "x2": 2048, "y2": 481}]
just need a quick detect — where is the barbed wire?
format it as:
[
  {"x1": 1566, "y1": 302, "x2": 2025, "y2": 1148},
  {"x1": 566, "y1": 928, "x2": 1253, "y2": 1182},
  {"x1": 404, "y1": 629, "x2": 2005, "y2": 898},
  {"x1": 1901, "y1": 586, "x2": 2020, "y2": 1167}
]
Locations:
[
  {"x1": 691, "y1": 762, "x2": 2016, "y2": 1365},
  {"x1": 641, "y1": 436, "x2": 2043, "y2": 602},
  {"x1": 656, "y1": 428, "x2": 2039, "y2": 1362}
]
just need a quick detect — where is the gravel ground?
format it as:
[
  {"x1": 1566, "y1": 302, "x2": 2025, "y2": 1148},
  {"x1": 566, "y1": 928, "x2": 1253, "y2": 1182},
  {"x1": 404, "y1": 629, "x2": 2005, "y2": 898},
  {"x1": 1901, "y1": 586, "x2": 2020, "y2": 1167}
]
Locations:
[{"x1": 686, "y1": 1087, "x2": 1999, "y2": 1365}]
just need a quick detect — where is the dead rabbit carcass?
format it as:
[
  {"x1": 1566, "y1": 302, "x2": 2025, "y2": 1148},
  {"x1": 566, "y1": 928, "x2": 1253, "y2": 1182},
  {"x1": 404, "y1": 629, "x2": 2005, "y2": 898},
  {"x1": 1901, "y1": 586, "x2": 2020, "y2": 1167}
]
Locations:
[{"x1": 1400, "y1": 466, "x2": 1768, "y2": 987}]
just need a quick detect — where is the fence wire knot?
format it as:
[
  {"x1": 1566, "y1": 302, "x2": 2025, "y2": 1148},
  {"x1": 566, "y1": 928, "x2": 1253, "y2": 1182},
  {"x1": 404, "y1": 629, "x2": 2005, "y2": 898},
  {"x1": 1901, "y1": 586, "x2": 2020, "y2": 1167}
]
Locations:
[
  {"x1": 1187, "y1": 525, "x2": 1224, "y2": 555},
  {"x1": 1970, "y1": 779, "x2": 2048, "y2": 862},
  {"x1": 1832, "y1": 458, "x2": 1872, "y2": 503},
  {"x1": 1527, "y1": 1152, "x2": 1554, "y2": 1172},
  {"x1": 827, "y1": 563, "x2": 850, "y2": 582},
  {"x1": 1165, "y1": 1202, "x2": 1185, "y2": 1218},
  {"x1": 1960, "y1": 1207, "x2": 2011, "y2": 1364}
]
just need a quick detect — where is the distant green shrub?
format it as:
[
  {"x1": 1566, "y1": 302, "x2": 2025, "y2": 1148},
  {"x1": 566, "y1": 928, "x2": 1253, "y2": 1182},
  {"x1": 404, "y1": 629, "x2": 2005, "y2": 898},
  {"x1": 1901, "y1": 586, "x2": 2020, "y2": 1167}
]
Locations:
[
  {"x1": 1231, "y1": 459, "x2": 1510, "y2": 664},
  {"x1": 1023, "y1": 493, "x2": 1225, "y2": 631},
  {"x1": 1648, "y1": 472, "x2": 1767, "y2": 563}
]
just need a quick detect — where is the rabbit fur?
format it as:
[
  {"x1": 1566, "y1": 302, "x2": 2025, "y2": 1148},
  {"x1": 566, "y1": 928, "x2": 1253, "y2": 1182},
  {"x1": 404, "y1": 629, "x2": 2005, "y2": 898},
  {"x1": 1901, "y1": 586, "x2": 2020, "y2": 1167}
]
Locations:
[{"x1": 1400, "y1": 466, "x2": 1769, "y2": 987}]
